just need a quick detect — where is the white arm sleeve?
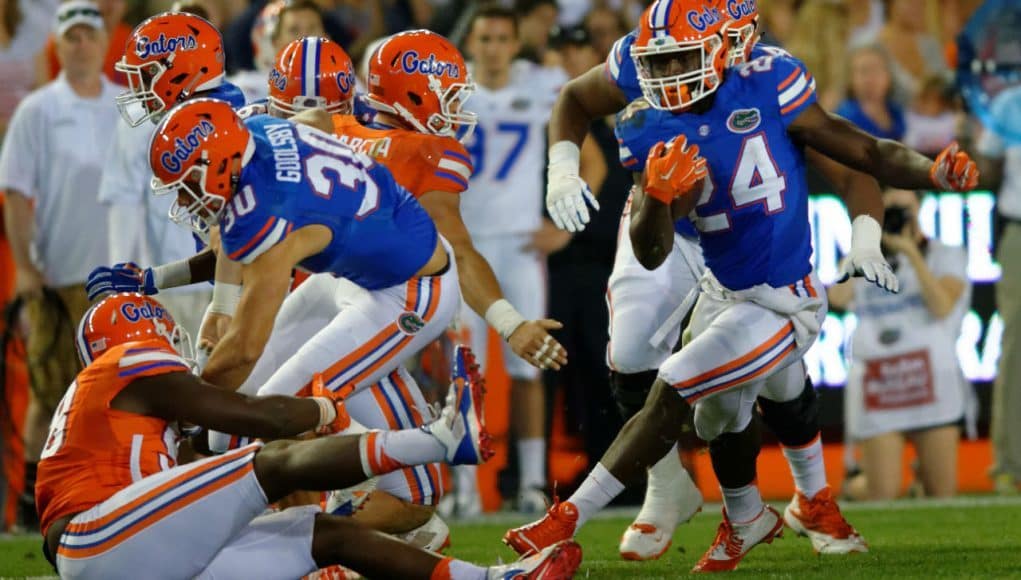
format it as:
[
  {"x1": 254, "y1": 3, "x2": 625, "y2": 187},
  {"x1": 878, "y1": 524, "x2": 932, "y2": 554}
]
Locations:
[{"x1": 0, "y1": 94, "x2": 41, "y2": 198}]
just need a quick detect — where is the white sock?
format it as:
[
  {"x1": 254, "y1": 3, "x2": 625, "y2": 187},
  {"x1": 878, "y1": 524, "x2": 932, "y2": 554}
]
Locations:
[
  {"x1": 568, "y1": 463, "x2": 625, "y2": 528},
  {"x1": 518, "y1": 437, "x2": 546, "y2": 490},
  {"x1": 446, "y1": 558, "x2": 486, "y2": 580},
  {"x1": 360, "y1": 430, "x2": 445, "y2": 477},
  {"x1": 721, "y1": 483, "x2": 763, "y2": 524},
  {"x1": 634, "y1": 445, "x2": 688, "y2": 528},
  {"x1": 782, "y1": 434, "x2": 827, "y2": 499}
]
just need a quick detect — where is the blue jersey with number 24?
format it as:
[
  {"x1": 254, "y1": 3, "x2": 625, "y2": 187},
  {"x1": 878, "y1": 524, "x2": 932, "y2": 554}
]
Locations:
[
  {"x1": 219, "y1": 115, "x2": 438, "y2": 290},
  {"x1": 614, "y1": 49, "x2": 817, "y2": 291}
]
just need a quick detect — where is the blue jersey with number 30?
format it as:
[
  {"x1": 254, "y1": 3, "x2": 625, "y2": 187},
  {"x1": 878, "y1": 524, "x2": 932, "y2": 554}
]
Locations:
[
  {"x1": 219, "y1": 115, "x2": 438, "y2": 290},
  {"x1": 615, "y1": 49, "x2": 817, "y2": 291}
]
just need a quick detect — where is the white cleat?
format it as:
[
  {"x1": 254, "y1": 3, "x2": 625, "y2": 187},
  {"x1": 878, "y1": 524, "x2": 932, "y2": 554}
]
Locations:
[
  {"x1": 488, "y1": 540, "x2": 583, "y2": 579},
  {"x1": 692, "y1": 506, "x2": 784, "y2": 573},
  {"x1": 619, "y1": 452, "x2": 703, "y2": 561},
  {"x1": 783, "y1": 486, "x2": 868, "y2": 554},
  {"x1": 398, "y1": 513, "x2": 451, "y2": 553},
  {"x1": 422, "y1": 346, "x2": 494, "y2": 465}
]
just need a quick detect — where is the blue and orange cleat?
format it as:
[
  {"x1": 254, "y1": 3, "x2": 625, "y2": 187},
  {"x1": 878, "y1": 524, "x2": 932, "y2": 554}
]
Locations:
[{"x1": 424, "y1": 345, "x2": 494, "y2": 465}]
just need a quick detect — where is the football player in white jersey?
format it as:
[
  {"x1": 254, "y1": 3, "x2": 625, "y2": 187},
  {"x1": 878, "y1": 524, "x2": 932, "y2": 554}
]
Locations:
[{"x1": 457, "y1": 4, "x2": 571, "y2": 514}]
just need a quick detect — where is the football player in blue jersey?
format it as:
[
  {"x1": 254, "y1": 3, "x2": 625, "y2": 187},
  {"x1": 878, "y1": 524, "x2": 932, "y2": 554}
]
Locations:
[
  {"x1": 507, "y1": 0, "x2": 979, "y2": 572},
  {"x1": 541, "y1": 0, "x2": 886, "y2": 563}
]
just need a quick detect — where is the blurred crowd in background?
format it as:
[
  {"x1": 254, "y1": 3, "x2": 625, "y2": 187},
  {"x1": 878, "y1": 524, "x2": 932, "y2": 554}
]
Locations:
[{"x1": 1, "y1": 0, "x2": 1019, "y2": 532}]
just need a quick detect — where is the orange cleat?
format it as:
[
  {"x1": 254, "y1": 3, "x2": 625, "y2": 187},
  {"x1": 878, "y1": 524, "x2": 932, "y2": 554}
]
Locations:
[
  {"x1": 503, "y1": 501, "x2": 580, "y2": 556},
  {"x1": 783, "y1": 487, "x2": 868, "y2": 554}
]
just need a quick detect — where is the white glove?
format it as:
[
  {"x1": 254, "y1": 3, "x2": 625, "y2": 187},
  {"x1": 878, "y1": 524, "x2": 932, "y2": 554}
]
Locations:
[
  {"x1": 837, "y1": 215, "x2": 899, "y2": 293},
  {"x1": 547, "y1": 141, "x2": 599, "y2": 232}
]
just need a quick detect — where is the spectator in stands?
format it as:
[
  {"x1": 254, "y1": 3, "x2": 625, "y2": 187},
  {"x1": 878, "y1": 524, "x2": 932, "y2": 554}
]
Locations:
[
  {"x1": 903, "y1": 75, "x2": 959, "y2": 156},
  {"x1": 0, "y1": 0, "x2": 117, "y2": 529},
  {"x1": 784, "y1": 0, "x2": 849, "y2": 110},
  {"x1": 41, "y1": 0, "x2": 129, "y2": 86},
  {"x1": 868, "y1": 0, "x2": 948, "y2": 105},
  {"x1": 831, "y1": 188, "x2": 972, "y2": 500},
  {"x1": 583, "y1": 5, "x2": 628, "y2": 59},
  {"x1": 757, "y1": 0, "x2": 800, "y2": 46},
  {"x1": 977, "y1": 87, "x2": 1021, "y2": 495},
  {"x1": 836, "y1": 44, "x2": 905, "y2": 141},
  {"x1": 0, "y1": 0, "x2": 55, "y2": 142},
  {"x1": 222, "y1": 0, "x2": 350, "y2": 74},
  {"x1": 515, "y1": 0, "x2": 558, "y2": 65},
  {"x1": 229, "y1": 0, "x2": 329, "y2": 102}
]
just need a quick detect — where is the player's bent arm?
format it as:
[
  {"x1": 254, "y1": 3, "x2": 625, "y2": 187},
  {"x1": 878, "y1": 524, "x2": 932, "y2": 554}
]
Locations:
[
  {"x1": 550, "y1": 65, "x2": 628, "y2": 146},
  {"x1": 628, "y1": 177, "x2": 675, "y2": 271},
  {"x1": 113, "y1": 371, "x2": 323, "y2": 440},
  {"x1": 806, "y1": 149, "x2": 884, "y2": 224},
  {"x1": 788, "y1": 104, "x2": 938, "y2": 190},
  {"x1": 201, "y1": 225, "x2": 332, "y2": 390}
]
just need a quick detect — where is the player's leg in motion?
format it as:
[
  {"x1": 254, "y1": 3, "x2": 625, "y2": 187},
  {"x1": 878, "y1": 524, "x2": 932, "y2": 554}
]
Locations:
[
  {"x1": 758, "y1": 363, "x2": 868, "y2": 554},
  {"x1": 505, "y1": 296, "x2": 806, "y2": 572},
  {"x1": 607, "y1": 205, "x2": 704, "y2": 559}
]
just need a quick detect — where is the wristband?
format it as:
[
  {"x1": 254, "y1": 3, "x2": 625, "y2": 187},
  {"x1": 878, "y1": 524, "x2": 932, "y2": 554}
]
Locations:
[
  {"x1": 485, "y1": 298, "x2": 526, "y2": 341},
  {"x1": 850, "y1": 215, "x2": 882, "y2": 254},
  {"x1": 151, "y1": 259, "x2": 192, "y2": 289},
  {"x1": 209, "y1": 282, "x2": 242, "y2": 315},
  {"x1": 313, "y1": 396, "x2": 338, "y2": 429},
  {"x1": 548, "y1": 141, "x2": 581, "y2": 179}
]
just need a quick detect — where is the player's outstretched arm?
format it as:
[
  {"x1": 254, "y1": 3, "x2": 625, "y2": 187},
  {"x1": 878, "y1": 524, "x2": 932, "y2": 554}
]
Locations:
[
  {"x1": 201, "y1": 225, "x2": 331, "y2": 389},
  {"x1": 547, "y1": 65, "x2": 628, "y2": 232},
  {"x1": 420, "y1": 191, "x2": 567, "y2": 370},
  {"x1": 85, "y1": 248, "x2": 217, "y2": 301},
  {"x1": 788, "y1": 103, "x2": 979, "y2": 192},
  {"x1": 113, "y1": 371, "x2": 342, "y2": 440},
  {"x1": 806, "y1": 150, "x2": 898, "y2": 292}
]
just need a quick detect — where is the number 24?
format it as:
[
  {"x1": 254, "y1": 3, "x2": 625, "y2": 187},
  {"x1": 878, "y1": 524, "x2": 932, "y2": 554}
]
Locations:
[{"x1": 693, "y1": 133, "x2": 787, "y2": 233}]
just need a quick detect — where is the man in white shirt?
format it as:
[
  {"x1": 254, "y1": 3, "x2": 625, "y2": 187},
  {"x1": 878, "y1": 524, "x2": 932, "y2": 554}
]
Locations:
[
  {"x1": 977, "y1": 88, "x2": 1021, "y2": 494},
  {"x1": 457, "y1": 5, "x2": 568, "y2": 514},
  {"x1": 0, "y1": 0, "x2": 118, "y2": 528}
]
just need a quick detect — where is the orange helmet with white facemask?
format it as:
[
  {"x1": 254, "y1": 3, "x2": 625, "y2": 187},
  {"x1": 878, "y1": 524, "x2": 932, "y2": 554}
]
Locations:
[
  {"x1": 76, "y1": 293, "x2": 194, "y2": 367},
  {"x1": 115, "y1": 11, "x2": 226, "y2": 126},
  {"x1": 269, "y1": 37, "x2": 356, "y2": 117},
  {"x1": 722, "y1": 0, "x2": 759, "y2": 65},
  {"x1": 149, "y1": 99, "x2": 254, "y2": 232},
  {"x1": 632, "y1": 0, "x2": 730, "y2": 111},
  {"x1": 364, "y1": 30, "x2": 477, "y2": 141}
]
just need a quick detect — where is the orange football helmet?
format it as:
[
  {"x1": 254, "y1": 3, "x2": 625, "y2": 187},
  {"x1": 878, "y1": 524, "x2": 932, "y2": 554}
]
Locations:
[
  {"x1": 723, "y1": 0, "x2": 759, "y2": 66},
  {"x1": 632, "y1": 0, "x2": 731, "y2": 111},
  {"x1": 149, "y1": 98, "x2": 254, "y2": 231},
  {"x1": 76, "y1": 293, "x2": 193, "y2": 367},
  {"x1": 269, "y1": 37, "x2": 356, "y2": 117},
  {"x1": 116, "y1": 11, "x2": 226, "y2": 127},
  {"x1": 364, "y1": 30, "x2": 477, "y2": 141}
]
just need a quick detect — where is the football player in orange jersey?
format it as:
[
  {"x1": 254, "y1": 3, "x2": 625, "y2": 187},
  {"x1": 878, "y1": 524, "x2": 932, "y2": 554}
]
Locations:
[{"x1": 36, "y1": 292, "x2": 581, "y2": 580}]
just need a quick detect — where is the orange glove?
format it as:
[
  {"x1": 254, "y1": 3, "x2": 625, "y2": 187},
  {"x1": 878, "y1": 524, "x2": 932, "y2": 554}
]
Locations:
[
  {"x1": 311, "y1": 373, "x2": 353, "y2": 435},
  {"x1": 643, "y1": 137, "x2": 708, "y2": 205},
  {"x1": 930, "y1": 141, "x2": 979, "y2": 192}
]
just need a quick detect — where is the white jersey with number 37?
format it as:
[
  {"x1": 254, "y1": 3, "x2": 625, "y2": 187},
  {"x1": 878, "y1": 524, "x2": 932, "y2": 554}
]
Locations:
[{"x1": 459, "y1": 60, "x2": 566, "y2": 238}]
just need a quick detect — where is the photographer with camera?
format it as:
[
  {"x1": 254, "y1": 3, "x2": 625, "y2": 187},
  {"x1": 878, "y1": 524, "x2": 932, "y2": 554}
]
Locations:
[{"x1": 830, "y1": 188, "x2": 973, "y2": 500}]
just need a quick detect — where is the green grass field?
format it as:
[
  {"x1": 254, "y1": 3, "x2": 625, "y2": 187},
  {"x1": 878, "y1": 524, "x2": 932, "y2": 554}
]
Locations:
[{"x1": 3, "y1": 498, "x2": 1020, "y2": 578}]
